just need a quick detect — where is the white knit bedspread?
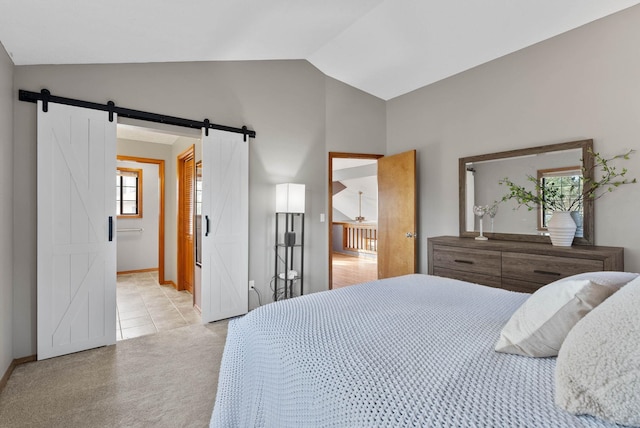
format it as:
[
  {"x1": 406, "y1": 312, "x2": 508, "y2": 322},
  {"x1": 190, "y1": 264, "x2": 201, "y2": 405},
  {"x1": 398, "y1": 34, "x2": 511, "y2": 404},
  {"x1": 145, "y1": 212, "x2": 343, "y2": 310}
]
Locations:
[{"x1": 210, "y1": 274, "x2": 619, "y2": 427}]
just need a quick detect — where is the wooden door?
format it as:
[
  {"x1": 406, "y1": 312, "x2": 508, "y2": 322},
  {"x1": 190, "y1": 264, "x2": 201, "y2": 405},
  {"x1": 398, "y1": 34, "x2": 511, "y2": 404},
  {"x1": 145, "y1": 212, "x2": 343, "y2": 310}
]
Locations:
[
  {"x1": 178, "y1": 146, "x2": 195, "y2": 293},
  {"x1": 200, "y1": 129, "x2": 248, "y2": 323},
  {"x1": 37, "y1": 102, "x2": 117, "y2": 360},
  {"x1": 377, "y1": 150, "x2": 417, "y2": 279}
]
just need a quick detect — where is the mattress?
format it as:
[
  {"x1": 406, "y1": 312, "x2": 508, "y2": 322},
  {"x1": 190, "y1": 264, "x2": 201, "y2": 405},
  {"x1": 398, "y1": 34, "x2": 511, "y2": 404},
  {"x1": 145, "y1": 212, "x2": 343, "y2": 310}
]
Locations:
[{"x1": 210, "y1": 274, "x2": 620, "y2": 427}]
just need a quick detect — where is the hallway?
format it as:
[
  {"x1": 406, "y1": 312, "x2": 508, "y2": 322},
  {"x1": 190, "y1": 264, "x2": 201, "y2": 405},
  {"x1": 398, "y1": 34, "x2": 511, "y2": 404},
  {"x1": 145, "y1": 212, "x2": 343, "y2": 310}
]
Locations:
[
  {"x1": 116, "y1": 271, "x2": 201, "y2": 340},
  {"x1": 332, "y1": 252, "x2": 377, "y2": 289}
]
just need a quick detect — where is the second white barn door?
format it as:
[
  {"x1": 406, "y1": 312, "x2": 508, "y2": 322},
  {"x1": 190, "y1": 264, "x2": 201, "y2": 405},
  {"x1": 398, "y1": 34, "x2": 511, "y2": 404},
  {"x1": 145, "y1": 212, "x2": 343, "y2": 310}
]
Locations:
[
  {"x1": 200, "y1": 129, "x2": 249, "y2": 323},
  {"x1": 37, "y1": 102, "x2": 117, "y2": 360}
]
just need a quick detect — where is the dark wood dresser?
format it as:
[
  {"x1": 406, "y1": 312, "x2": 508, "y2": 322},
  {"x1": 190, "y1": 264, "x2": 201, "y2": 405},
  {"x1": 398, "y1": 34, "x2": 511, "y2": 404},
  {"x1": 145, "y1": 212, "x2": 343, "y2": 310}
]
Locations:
[{"x1": 427, "y1": 236, "x2": 624, "y2": 293}]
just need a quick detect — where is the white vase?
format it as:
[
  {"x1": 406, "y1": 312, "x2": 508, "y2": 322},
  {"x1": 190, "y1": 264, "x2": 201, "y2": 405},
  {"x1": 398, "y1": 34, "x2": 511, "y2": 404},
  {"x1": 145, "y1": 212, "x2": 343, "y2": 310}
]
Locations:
[
  {"x1": 547, "y1": 211, "x2": 577, "y2": 246},
  {"x1": 570, "y1": 211, "x2": 583, "y2": 238}
]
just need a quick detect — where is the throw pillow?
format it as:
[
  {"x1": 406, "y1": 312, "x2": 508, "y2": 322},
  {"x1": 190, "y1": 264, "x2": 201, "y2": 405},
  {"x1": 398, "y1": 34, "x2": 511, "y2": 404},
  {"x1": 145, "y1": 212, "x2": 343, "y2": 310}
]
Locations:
[
  {"x1": 555, "y1": 276, "x2": 640, "y2": 426},
  {"x1": 494, "y1": 271, "x2": 638, "y2": 357}
]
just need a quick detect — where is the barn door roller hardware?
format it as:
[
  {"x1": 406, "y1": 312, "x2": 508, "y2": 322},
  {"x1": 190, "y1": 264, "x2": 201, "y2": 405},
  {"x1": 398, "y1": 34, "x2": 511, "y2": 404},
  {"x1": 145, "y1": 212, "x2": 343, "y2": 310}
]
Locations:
[{"x1": 19, "y1": 88, "x2": 256, "y2": 140}]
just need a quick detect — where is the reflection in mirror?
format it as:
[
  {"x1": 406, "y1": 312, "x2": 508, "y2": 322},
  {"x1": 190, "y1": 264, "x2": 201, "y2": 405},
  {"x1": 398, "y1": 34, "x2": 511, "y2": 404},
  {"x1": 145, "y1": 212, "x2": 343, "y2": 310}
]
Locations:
[
  {"x1": 459, "y1": 139, "x2": 594, "y2": 245},
  {"x1": 537, "y1": 167, "x2": 583, "y2": 235},
  {"x1": 467, "y1": 149, "x2": 582, "y2": 235}
]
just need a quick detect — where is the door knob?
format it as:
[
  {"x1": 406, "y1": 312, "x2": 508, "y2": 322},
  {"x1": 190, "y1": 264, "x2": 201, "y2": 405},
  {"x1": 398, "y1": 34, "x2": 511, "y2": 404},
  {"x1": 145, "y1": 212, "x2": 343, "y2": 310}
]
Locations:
[{"x1": 406, "y1": 232, "x2": 416, "y2": 238}]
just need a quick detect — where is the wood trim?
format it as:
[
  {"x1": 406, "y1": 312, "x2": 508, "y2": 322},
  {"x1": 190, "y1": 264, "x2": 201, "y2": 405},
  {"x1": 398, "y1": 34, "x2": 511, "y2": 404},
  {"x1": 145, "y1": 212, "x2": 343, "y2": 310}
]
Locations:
[
  {"x1": 328, "y1": 152, "x2": 383, "y2": 289},
  {"x1": 117, "y1": 267, "x2": 159, "y2": 275},
  {"x1": 117, "y1": 155, "x2": 166, "y2": 285},
  {"x1": 164, "y1": 280, "x2": 178, "y2": 290},
  {"x1": 1, "y1": 355, "x2": 37, "y2": 393},
  {"x1": 177, "y1": 145, "x2": 196, "y2": 293},
  {"x1": 458, "y1": 139, "x2": 595, "y2": 245},
  {"x1": 116, "y1": 166, "x2": 143, "y2": 219}
]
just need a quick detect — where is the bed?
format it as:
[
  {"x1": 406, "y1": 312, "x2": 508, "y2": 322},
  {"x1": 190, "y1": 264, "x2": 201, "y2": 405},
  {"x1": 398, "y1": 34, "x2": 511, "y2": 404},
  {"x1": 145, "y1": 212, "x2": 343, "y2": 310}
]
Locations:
[{"x1": 210, "y1": 273, "x2": 639, "y2": 427}]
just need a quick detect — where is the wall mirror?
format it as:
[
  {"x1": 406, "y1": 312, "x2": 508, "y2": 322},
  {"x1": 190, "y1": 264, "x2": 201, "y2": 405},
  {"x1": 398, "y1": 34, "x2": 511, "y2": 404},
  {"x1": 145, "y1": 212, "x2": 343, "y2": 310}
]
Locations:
[{"x1": 459, "y1": 139, "x2": 594, "y2": 245}]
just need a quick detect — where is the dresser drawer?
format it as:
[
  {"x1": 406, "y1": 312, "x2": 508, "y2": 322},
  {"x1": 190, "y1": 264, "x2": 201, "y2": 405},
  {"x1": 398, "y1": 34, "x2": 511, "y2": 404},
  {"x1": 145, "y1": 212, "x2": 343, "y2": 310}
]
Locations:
[
  {"x1": 432, "y1": 245, "x2": 501, "y2": 277},
  {"x1": 501, "y1": 278, "x2": 547, "y2": 293},
  {"x1": 428, "y1": 237, "x2": 624, "y2": 294},
  {"x1": 502, "y1": 252, "x2": 603, "y2": 285},
  {"x1": 432, "y1": 267, "x2": 502, "y2": 288}
]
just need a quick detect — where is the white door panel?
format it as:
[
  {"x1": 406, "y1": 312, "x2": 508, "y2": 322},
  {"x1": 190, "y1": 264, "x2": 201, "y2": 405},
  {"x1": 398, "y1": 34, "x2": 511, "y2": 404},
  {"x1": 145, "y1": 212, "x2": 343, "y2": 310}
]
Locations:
[
  {"x1": 201, "y1": 129, "x2": 248, "y2": 323},
  {"x1": 37, "y1": 102, "x2": 116, "y2": 360}
]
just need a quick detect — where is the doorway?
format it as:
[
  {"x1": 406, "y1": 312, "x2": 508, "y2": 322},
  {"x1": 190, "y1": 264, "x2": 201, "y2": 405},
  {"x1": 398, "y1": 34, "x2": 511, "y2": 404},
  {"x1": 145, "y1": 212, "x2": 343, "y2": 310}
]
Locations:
[
  {"x1": 328, "y1": 152, "x2": 383, "y2": 289},
  {"x1": 115, "y1": 155, "x2": 165, "y2": 280},
  {"x1": 34, "y1": 98, "x2": 249, "y2": 359},
  {"x1": 115, "y1": 127, "x2": 201, "y2": 341}
]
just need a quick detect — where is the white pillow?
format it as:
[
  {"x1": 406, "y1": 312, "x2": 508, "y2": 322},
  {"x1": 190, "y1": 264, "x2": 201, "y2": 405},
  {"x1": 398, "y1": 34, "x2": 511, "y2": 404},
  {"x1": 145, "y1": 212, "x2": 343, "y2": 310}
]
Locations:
[
  {"x1": 495, "y1": 271, "x2": 638, "y2": 357},
  {"x1": 555, "y1": 276, "x2": 640, "y2": 426}
]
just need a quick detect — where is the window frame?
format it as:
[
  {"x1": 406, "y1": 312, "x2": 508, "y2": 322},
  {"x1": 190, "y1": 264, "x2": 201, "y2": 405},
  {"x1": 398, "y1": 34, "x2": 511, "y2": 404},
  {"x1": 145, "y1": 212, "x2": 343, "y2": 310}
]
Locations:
[
  {"x1": 536, "y1": 165, "x2": 582, "y2": 231},
  {"x1": 117, "y1": 167, "x2": 143, "y2": 219}
]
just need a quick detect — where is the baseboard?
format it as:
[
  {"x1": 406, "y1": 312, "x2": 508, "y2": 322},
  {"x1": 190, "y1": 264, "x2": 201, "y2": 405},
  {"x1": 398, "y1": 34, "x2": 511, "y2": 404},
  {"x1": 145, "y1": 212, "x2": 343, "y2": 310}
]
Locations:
[
  {"x1": 161, "y1": 280, "x2": 178, "y2": 290},
  {"x1": 117, "y1": 268, "x2": 159, "y2": 275},
  {"x1": 0, "y1": 355, "x2": 37, "y2": 393}
]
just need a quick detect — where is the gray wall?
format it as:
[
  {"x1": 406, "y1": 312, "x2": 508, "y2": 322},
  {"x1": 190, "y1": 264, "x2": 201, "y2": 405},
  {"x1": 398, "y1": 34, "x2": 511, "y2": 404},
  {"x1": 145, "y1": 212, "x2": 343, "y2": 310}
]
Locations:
[
  {"x1": 12, "y1": 60, "x2": 386, "y2": 357},
  {"x1": 387, "y1": 5, "x2": 640, "y2": 274},
  {"x1": 0, "y1": 43, "x2": 14, "y2": 378}
]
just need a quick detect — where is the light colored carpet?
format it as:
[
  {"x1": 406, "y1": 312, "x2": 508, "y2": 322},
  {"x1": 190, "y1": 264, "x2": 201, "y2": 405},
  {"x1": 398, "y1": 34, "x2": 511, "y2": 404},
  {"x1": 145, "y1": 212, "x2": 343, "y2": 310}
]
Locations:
[{"x1": 0, "y1": 321, "x2": 229, "y2": 428}]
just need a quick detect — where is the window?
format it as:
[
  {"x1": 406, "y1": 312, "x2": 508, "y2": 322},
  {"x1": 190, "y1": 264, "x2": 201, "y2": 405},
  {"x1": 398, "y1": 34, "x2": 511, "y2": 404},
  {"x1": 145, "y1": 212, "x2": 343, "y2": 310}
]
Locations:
[
  {"x1": 117, "y1": 167, "x2": 142, "y2": 218},
  {"x1": 537, "y1": 166, "x2": 582, "y2": 230}
]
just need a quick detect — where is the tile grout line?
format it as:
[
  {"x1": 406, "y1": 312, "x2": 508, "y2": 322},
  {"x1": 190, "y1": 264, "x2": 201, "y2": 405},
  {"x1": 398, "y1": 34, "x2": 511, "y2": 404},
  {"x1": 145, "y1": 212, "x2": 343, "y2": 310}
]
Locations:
[
  {"x1": 118, "y1": 274, "x2": 158, "y2": 339},
  {"x1": 161, "y1": 286, "x2": 190, "y2": 325},
  {"x1": 116, "y1": 304, "x2": 122, "y2": 340},
  {"x1": 116, "y1": 272, "x2": 200, "y2": 339},
  {"x1": 136, "y1": 280, "x2": 161, "y2": 334}
]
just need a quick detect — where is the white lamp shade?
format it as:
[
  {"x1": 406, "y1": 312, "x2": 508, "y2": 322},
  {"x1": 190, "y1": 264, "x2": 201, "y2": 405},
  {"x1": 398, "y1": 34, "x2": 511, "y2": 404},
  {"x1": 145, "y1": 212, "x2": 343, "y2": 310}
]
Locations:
[{"x1": 276, "y1": 183, "x2": 305, "y2": 213}]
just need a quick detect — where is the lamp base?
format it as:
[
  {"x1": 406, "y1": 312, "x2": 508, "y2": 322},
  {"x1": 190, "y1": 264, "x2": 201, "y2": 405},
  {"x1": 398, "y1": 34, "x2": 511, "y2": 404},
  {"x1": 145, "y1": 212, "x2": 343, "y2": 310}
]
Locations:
[{"x1": 284, "y1": 232, "x2": 296, "y2": 246}]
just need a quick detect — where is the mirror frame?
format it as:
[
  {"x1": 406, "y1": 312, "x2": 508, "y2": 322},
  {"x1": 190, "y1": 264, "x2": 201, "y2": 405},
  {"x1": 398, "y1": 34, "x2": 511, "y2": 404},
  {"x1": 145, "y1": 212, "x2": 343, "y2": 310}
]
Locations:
[{"x1": 459, "y1": 139, "x2": 595, "y2": 245}]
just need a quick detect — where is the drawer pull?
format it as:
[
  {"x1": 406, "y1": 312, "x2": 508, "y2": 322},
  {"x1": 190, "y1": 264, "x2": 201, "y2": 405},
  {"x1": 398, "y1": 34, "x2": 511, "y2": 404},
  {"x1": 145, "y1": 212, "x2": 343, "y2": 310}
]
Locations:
[
  {"x1": 454, "y1": 259, "x2": 474, "y2": 265},
  {"x1": 533, "y1": 269, "x2": 561, "y2": 276}
]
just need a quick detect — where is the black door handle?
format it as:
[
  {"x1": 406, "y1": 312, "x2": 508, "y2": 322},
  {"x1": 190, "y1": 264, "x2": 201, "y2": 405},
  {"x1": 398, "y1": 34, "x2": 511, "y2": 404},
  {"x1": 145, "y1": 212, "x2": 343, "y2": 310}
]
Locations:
[
  {"x1": 108, "y1": 216, "x2": 113, "y2": 241},
  {"x1": 205, "y1": 215, "x2": 210, "y2": 236}
]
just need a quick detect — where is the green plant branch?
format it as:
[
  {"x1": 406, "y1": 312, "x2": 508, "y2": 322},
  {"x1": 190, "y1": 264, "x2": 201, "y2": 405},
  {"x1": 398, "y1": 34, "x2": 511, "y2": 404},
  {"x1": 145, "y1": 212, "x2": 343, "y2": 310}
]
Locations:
[{"x1": 499, "y1": 148, "x2": 636, "y2": 212}]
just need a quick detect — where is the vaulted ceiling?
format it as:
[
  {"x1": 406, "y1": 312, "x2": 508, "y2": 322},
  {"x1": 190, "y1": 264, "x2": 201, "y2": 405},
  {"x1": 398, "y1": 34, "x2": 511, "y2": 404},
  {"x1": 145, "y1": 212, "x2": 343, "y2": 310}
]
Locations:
[{"x1": 1, "y1": 0, "x2": 638, "y2": 100}]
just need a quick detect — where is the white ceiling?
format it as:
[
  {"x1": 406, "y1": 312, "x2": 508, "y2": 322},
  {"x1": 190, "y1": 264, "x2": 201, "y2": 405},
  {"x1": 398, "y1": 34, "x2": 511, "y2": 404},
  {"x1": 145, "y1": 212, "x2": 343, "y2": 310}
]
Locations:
[
  {"x1": 1, "y1": 0, "x2": 638, "y2": 100},
  {"x1": 117, "y1": 124, "x2": 183, "y2": 145}
]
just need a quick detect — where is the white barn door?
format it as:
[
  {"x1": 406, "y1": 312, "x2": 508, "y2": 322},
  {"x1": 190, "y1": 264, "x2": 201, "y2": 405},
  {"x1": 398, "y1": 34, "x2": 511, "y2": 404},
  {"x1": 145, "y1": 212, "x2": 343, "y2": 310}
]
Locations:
[
  {"x1": 37, "y1": 102, "x2": 117, "y2": 360},
  {"x1": 200, "y1": 129, "x2": 248, "y2": 323}
]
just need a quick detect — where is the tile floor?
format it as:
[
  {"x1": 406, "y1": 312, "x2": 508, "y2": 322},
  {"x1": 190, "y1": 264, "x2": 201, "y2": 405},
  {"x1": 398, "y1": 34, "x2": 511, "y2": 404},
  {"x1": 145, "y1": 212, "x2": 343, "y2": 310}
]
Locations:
[{"x1": 116, "y1": 271, "x2": 201, "y2": 341}]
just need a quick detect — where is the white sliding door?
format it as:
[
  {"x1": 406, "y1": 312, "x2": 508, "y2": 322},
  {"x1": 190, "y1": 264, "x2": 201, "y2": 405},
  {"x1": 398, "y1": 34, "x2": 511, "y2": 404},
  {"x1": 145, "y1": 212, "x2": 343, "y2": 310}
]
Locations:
[
  {"x1": 200, "y1": 129, "x2": 248, "y2": 323},
  {"x1": 37, "y1": 102, "x2": 117, "y2": 360}
]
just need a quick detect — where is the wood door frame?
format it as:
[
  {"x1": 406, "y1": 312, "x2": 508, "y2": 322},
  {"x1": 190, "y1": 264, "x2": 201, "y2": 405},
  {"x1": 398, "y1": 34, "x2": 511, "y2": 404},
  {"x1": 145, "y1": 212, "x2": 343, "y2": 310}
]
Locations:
[
  {"x1": 177, "y1": 145, "x2": 195, "y2": 292},
  {"x1": 328, "y1": 152, "x2": 383, "y2": 289},
  {"x1": 117, "y1": 155, "x2": 167, "y2": 285}
]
